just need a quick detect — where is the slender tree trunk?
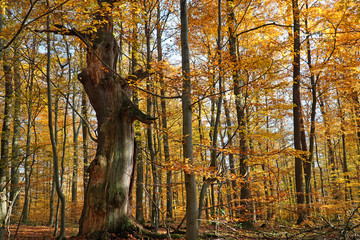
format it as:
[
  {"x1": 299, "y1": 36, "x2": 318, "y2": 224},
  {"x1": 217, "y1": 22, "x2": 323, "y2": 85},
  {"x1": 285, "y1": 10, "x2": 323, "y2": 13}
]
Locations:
[
  {"x1": 224, "y1": 99, "x2": 236, "y2": 218},
  {"x1": 157, "y1": 4, "x2": 172, "y2": 220},
  {"x1": 145, "y1": 16, "x2": 160, "y2": 232},
  {"x1": 292, "y1": 0, "x2": 305, "y2": 224},
  {"x1": 55, "y1": 91, "x2": 70, "y2": 237},
  {"x1": 23, "y1": 37, "x2": 37, "y2": 223},
  {"x1": 319, "y1": 97, "x2": 337, "y2": 200},
  {"x1": 198, "y1": 0, "x2": 223, "y2": 225},
  {"x1": 0, "y1": 51, "x2": 12, "y2": 235},
  {"x1": 0, "y1": 11, "x2": 9, "y2": 237},
  {"x1": 46, "y1": 4, "x2": 66, "y2": 237},
  {"x1": 336, "y1": 95, "x2": 352, "y2": 201},
  {"x1": 10, "y1": 43, "x2": 20, "y2": 211},
  {"x1": 69, "y1": 46, "x2": 80, "y2": 203},
  {"x1": 49, "y1": 95, "x2": 59, "y2": 227},
  {"x1": 226, "y1": 0, "x2": 251, "y2": 223},
  {"x1": 300, "y1": 111, "x2": 309, "y2": 203},
  {"x1": 180, "y1": 1, "x2": 198, "y2": 239},
  {"x1": 81, "y1": 91, "x2": 89, "y2": 195},
  {"x1": 304, "y1": 2, "x2": 317, "y2": 207},
  {"x1": 129, "y1": 13, "x2": 145, "y2": 225}
]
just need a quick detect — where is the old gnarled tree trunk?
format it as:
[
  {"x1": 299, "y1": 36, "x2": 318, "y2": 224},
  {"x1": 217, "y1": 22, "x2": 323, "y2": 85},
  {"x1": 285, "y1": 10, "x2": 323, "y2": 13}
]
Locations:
[{"x1": 75, "y1": 0, "x2": 153, "y2": 236}]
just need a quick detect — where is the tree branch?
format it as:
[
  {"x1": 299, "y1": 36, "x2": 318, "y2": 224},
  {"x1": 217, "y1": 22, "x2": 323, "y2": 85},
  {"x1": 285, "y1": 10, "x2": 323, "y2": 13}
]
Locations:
[
  {"x1": 128, "y1": 100, "x2": 157, "y2": 125},
  {"x1": 236, "y1": 22, "x2": 292, "y2": 37},
  {"x1": 1, "y1": 0, "x2": 72, "y2": 53}
]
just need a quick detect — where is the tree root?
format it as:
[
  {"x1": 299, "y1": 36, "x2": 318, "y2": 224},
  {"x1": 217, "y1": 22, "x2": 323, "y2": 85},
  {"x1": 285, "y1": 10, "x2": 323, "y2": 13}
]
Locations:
[{"x1": 74, "y1": 219, "x2": 185, "y2": 240}]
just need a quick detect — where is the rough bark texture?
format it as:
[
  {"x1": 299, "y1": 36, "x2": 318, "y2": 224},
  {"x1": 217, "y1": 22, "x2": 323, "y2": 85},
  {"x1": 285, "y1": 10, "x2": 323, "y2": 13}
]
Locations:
[{"x1": 78, "y1": 1, "x2": 153, "y2": 236}]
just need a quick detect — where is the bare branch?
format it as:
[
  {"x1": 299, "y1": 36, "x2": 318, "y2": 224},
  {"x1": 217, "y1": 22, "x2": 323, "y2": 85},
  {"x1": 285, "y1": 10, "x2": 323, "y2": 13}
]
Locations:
[{"x1": 236, "y1": 22, "x2": 292, "y2": 37}]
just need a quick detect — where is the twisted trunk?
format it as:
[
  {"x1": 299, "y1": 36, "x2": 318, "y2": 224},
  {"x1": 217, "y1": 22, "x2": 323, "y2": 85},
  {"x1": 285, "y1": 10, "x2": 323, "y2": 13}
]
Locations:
[{"x1": 78, "y1": 1, "x2": 153, "y2": 235}]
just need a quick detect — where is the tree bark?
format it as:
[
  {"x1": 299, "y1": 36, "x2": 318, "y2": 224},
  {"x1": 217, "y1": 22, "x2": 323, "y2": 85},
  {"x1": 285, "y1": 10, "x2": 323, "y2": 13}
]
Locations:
[
  {"x1": 180, "y1": 1, "x2": 199, "y2": 239},
  {"x1": 0, "y1": 51, "x2": 12, "y2": 230},
  {"x1": 49, "y1": 94, "x2": 59, "y2": 227},
  {"x1": 157, "y1": 4, "x2": 172, "y2": 221},
  {"x1": 9, "y1": 42, "x2": 20, "y2": 212},
  {"x1": 46, "y1": 5, "x2": 66, "y2": 237},
  {"x1": 77, "y1": 1, "x2": 154, "y2": 236},
  {"x1": 226, "y1": 0, "x2": 251, "y2": 223},
  {"x1": 304, "y1": 2, "x2": 317, "y2": 207},
  {"x1": 224, "y1": 98, "x2": 237, "y2": 217},
  {"x1": 292, "y1": 0, "x2": 305, "y2": 224},
  {"x1": 81, "y1": 91, "x2": 90, "y2": 195},
  {"x1": 0, "y1": 10, "x2": 8, "y2": 236},
  {"x1": 23, "y1": 37, "x2": 37, "y2": 223},
  {"x1": 198, "y1": 0, "x2": 223, "y2": 225},
  {"x1": 68, "y1": 45, "x2": 80, "y2": 203}
]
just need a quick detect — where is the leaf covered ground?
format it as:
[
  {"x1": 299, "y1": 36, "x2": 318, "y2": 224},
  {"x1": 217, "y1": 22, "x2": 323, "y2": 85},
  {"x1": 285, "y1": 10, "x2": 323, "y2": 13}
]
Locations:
[{"x1": 4, "y1": 221, "x2": 359, "y2": 240}]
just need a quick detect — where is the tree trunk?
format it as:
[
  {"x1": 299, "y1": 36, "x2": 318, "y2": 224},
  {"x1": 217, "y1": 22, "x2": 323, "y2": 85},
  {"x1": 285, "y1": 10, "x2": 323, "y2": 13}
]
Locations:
[
  {"x1": 128, "y1": 11, "x2": 145, "y2": 225},
  {"x1": 304, "y1": 2, "x2": 317, "y2": 207},
  {"x1": 292, "y1": 0, "x2": 305, "y2": 225},
  {"x1": 81, "y1": 91, "x2": 89, "y2": 195},
  {"x1": 46, "y1": 6, "x2": 66, "y2": 238},
  {"x1": 0, "y1": 51, "x2": 12, "y2": 231},
  {"x1": 180, "y1": 1, "x2": 199, "y2": 239},
  {"x1": 226, "y1": 0, "x2": 251, "y2": 223},
  {"x1": 77, "y1": 1, "x2": 154, "y2": 236},
  {"x1": 319, "y1": 97, "x2": 337, "y2": 199},
  {"x1": 144, "y1": 11, "x2": 160, "y2": 231},
  {"x1": 198, "y1": 0, "x2": 223, "y2": 225},
  {"x1": 224, "y1": 98, "x2": 237, "y2": 217},
  {"x1": 49, "y1": 94, "x2": 59, "y2": 227},
  {"x1": 157, "y1": 4, "x2": 172, "y2": 220},
  {"x1": 336, "y1": 95, "x2": 352, "y2": 201},
  {"x1": 10, "y1": 43, "x2": 20, "y2": 211},
  {"x1": 23, "y1": 37, "x2": 37, "y2": 223},
  {"x1": 69, "y1": 46, "x2": 80, "y2": 203}
]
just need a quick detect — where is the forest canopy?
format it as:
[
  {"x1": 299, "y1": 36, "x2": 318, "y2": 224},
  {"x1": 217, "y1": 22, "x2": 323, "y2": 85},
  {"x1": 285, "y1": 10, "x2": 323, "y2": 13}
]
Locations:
[{"x1": 1, "y1": 0, "x2": 360, "y2": 239}]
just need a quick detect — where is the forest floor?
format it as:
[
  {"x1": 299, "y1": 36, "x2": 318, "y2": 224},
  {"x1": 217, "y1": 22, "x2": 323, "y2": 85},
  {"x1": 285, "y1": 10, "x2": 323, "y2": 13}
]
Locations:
[
  {"x1": 3, "y1": 222, "x2": 353, "y2": 240},
  {"x1": 5, "y1": 225, "x2": 78, "y2": 239}
]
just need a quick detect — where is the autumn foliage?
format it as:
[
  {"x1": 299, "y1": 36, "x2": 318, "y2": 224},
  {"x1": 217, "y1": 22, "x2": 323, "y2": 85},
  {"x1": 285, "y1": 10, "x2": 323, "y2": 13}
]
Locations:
[{"x1": 1, "y1": 0, "x2": 360, "y2": 239}]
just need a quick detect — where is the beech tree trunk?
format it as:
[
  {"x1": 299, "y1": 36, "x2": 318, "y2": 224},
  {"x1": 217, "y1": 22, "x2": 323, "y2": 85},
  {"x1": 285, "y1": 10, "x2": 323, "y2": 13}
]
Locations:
[
  {"x1": 198, "y1": 0, "x2": 223, "y2": 225},
  {"x1": 157, "y1": 4, "x2": 173, "y2": 220},
  {"x1": 180, "y1": 0, "x2": 199, "y2": 239},
  {"x1": 226, "y1": 0, "x2": 251, "y2": 223},
  {"x1": 77, "y1": 0, "x2": 153, "y2": 236},
  {"x1": 23, "y1": 37, "x2": 37, "y2": 224},
  {"x1": 292, "y1": 0, "x2": 305, "y2": 224},
  {"x1": 10, "y1": 43, "x2": 21, "y2": 211},
  {"x1": 0, "y1": 51, "x2": 12, "y2": 233},
  {"x1": 81, "y1": 91, "x2": 89, "y2": 195}
]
